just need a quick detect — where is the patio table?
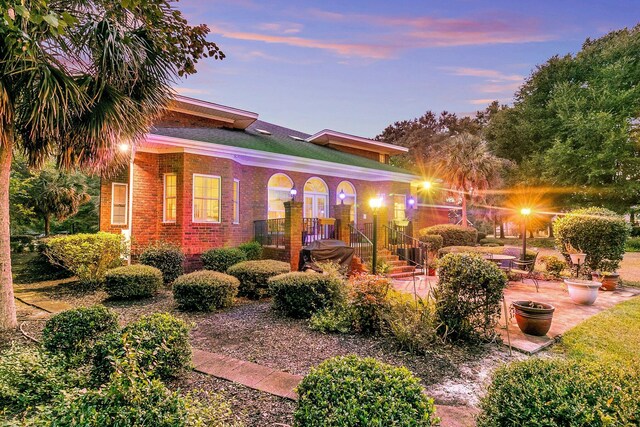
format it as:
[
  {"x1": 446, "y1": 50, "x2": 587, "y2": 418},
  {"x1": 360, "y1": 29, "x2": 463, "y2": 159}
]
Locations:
[{"x1": 483, "y1": 254, "x2": 516, "y2": 271}]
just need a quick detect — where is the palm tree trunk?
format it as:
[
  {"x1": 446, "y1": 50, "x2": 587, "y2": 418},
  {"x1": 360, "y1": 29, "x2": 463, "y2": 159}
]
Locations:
[
  {"x1": 461, "y1": 196, "x2": 468, "y2": 228},
  {"x1": 499, "y1": 222, "x2": 505, "y2": 239},
  {"x1": 44, "y1": 215, "x2": 51, "y2": 236},
  {"x1": 0, "y1": 131, "x2": 17, "y2": 330}
]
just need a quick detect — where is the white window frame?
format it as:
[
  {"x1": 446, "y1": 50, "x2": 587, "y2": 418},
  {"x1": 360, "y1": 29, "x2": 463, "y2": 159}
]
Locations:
[
  {"x1": 336, "y1": 181, "x2": 357, "y2": 224},
  {"x1": 111, "y1": 182, "x2": 128, "y2": 226},
  {"x1": 267, "y1": 173, "x2": 294, "y2": 219},
  {"x1": 163, "y1": 173, "x2": 177, "y2": 223},
  {"x1": 393, "y1": 194, "x2": 407, "y2": 220},
  {"x1": 192, "y1": 173, "x2": 222, "y2": 223},
  {"x1": 303, "y1": 177, "x2": 329, "y2": 219},
  {"x1": 233, "y1": 179, "x2": 240, "y2": 224}
]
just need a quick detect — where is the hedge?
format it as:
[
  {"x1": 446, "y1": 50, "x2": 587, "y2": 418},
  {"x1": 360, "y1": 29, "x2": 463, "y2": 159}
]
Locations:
[
  {"x1": 139, "y1": 243, "x2": 185, "y2": 284},
  {"x1": 173, "y1": 270, "x2": 239, "y2": 311},
  {"x1": 201, "y1": 247, "x2": 247, "y2": 272},
  {"x1": 268, "y1": 272, "x2": 345, "y2": 318},
  {"x1": 227, "y1": 260, "x2": 290, "y2": 299},
  {"x1": 104, "y1": 265, "x2": 163, "y2": 299},
  {"x1": 418, "y1": 224, "x2": 478, "y2": 247},
  {"x1": 238, "y1": 241, "x2": 263, "y2": 260}
]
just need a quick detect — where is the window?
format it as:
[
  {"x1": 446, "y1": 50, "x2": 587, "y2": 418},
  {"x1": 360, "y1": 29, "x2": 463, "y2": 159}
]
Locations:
[
  {"x1": 336, "y1": 181, "x2": 357, "y2": 223},
  {"x1": 192, "y1": 174, "x2": 221, "y2": 223},
  {"x1": 304, "y1": 177, "x2": 329, "y2": 218},
  {"x1": 267, "y1": 173, "x2": 293, "y2": 219},
  {"x1": 111, "y1": 183, "x2": 128, "y2": 225},
  {"x1": 393, "y1": 194, "x2": 407, "y2": 220},
  {"x1": 233, "y1": 179, "x2": 240, "y2": 224},
  {"x1": 163, "y1": 174, "x2": 177, "y2": 222}
]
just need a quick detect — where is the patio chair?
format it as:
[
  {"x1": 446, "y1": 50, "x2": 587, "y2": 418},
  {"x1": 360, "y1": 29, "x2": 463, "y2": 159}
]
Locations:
[{"x1": 510, "y1": 251, "x2": 540, "y2": 292}]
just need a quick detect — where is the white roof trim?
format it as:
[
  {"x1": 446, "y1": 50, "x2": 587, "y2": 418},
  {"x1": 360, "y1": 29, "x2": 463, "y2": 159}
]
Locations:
[
  {"x1": 142, "y1": 133, "x2": 418, "y2": 183},
  {"x1": 306, "y1": 129, "x2": 408, "y2": 154},
  {"x1": 173, "y1": 95, "x2": 259, "y2": 120}
]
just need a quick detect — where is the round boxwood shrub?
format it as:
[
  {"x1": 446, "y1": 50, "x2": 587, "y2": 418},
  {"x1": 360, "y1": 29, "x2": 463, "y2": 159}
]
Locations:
[
  {"x1": 434, "y1": 253, "x2": 507, "y2": 342},
  {"x1": 418, "y1": 234, "x2": 444, "y2": 251},
  {"x1": 238, "y1": 240, "x2": 263, "y2": 260},
  {"x1": 201, "y1": 247, "x2": 247, "y2": 272},
  {"x1": 268, "y1": 272, "x2": 346, "y2": 318},
  {"x1": 295, "y1": 355, "x2": 438, "y2": 426},
  {"x1": 105, "y1": 265, "x2": 163, "y2": 299},
  {"x1": 173, "y1": 270, "x2": 239, "y2": 312},
  {"x1": 418, "y1": 224, "x2": 478, "y2": 247},
  {"x1": 227, "y1": 260, "x2": 290, "y2": 299},
  {"x1": 42, "y1": 305, "x2": 119, "y2": 362},
  {"x1": 92, "y1": 313, "x2": 191, "y2": 383},
  {"x1": 477, "y1": 358, "x2": 640, "y2": 427},
  {"x1": 139, "y1": 243, "x2": 185, "y2": 284},
  {"x1": 553, "y1": 207, "x2": 629, "y2": 271}
]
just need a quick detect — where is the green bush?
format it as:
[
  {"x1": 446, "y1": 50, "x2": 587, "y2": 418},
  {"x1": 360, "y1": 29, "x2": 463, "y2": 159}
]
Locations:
[
  {"x1": 42, "y1": 305, "x2": 119, "y2": 362},
  {"x1": 238, "y1": 241, "x2": 263, "y2": 260},
  {"x1": 625, "y1": 236, "x2": 640, "y2": 252},
  {"x1": 383, "y1": 293, "x2": 438, "y2": 354},
  {"x1": 201, "y1": 247, "x2": 247, "y2": 272},
  {"x1": 418, "y1": 234, "x2": 444, "y2": 251},
  {"x1": 348, "y1": 274, "x2": 392, "y2": 334},
  {"x1": 139, "y1": 243, "x2": 185, "y2": 284},
  {"x1": 295, "y1": 355, "x2": 438, "y2": 426},
  {"x1": 477, "y1": 359, "x2": 640, "y2": 427},
  {"x1": 309, "y1": 305, "x2": 353, "y2": 334},
  {"x1": 268, "y1": 272, "x2": 345, "y2": 318},
  {"x1": 0, "y1": 346, "x2": 72, "y2": 414},
  {"x1": 438, "y1": 245, "x2": 536, "y2": 258},
  {"x1": 173, "y1": 270, "x2": 239, "y2": 312},
  {"x1": 418, "y1": 224, "x2": 478, "y2": 247},
  {"x1": 43, "y1": 232, "x2": 127, "y2": 285},
  {"x1": 105, "y1": 265, "x2": 163, "y2": 299},
  {"x1": 226, "y1": 260, "x2": 290, "y2": 299},
  {"x1": 479, "y1": 237, "x2": 504, "y2": 246},
  {"x1": 553, "y1": 207, "x2": 629, "y2": 271},
  {"x1": 540, "y1": 255, "x2": 567, "y2": 279},
  {"x1": 92, "y1": 313, "x2": 191, "y2": 384},
  {"x1": 435, "y1": 253, "x2": 507, "y2": 342}
]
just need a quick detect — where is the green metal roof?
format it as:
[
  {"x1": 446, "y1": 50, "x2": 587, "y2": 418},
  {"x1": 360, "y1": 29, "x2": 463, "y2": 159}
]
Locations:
[{"x1": 151, "y1": 120, "x2": 415, "y2": 176}]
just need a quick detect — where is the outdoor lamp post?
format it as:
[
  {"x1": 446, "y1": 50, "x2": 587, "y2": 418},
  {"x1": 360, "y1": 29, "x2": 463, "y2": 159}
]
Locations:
[
  {"x1": 290, "y1": 186, "x2": 297, "y2": 201},
  {"x1": 520, "y1": 208, "x2": 532, "y2": 261},
  {"x1": 339, "y1": 189, "x2": 346, "y2": 204},
  {"x1": 422, "y1": 181, "x2": 432, "y2": 191},
  {"x1": 369, "y1": 197, "x2": 383, "y2": 274}
]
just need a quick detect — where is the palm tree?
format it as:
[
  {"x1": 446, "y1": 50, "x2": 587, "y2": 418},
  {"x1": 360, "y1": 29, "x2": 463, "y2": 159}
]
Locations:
[
  {"x1": 0, "y1": 1, "x2": 223, "y2": 329},
  {"x1": 432, "y1": 133, "x2": 508, "y2": 228}
]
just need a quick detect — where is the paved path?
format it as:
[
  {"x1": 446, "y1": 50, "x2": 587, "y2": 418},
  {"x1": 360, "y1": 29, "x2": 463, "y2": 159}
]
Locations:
[{"x1": 13, "y1": 284, "x2": 73, "y2": 314}]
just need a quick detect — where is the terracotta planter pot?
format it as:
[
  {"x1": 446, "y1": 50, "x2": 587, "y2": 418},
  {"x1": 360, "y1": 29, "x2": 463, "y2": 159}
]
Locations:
[
  {"x1": 512, "y1": 300, "x2": 555, "y2": 336},
  {"x1": 564, "y1": 279, "x2": 601, "y2": 305},
  {"x1": 591, "y1": 273, "x2": 619, "y2": 291}
]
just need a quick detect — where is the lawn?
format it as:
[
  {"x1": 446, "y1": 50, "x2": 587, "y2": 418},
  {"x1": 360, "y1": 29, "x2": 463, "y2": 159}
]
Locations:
[{"x1": 560, "y1": 296, "x2": 640, "y2": 366}]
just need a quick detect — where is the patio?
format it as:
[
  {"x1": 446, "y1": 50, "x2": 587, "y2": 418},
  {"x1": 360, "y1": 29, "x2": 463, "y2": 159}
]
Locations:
[{"x1": 393, "y1": 276, "x2": 640, "y2": 354}]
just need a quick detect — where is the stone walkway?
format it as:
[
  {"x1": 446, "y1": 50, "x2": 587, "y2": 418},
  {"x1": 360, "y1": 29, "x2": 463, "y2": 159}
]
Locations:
[{"x1": 13, "y1": 286, "x2": 72, "y2": 314}]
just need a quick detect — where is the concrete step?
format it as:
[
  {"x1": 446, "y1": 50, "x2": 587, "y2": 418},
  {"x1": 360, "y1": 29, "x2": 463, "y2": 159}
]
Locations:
[
  {"x1": 389, "y1": 265, "x2": 416, "y2": 274},
  {"x1": 389, "y1": 271, "x2": 419, "y2": 279}
]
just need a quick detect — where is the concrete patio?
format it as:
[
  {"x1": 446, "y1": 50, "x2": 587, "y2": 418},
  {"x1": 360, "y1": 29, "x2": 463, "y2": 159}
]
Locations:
[{"x1": 393, "y1": 276, "x2": 640, "y2": 354}]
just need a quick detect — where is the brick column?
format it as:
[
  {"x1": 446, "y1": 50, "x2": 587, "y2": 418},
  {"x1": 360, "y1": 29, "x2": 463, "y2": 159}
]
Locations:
[
  {"x1": 333, "y1": 204, "x2": 351, "y2": 244},
  {"x1": 284, "y1": 201, "x2": 303, "y2": 271}
]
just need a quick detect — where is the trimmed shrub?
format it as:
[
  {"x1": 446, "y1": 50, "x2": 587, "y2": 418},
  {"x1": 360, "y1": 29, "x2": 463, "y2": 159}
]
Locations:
[
  {"x1": 42, "y1": 305, "x2": 119, "y2": 362},
  {"x1": 105, "y1": 265, "x2": 163, "y2": 299},
  {"x1": 309, "y1": 306, "x2": 353, "y2": 334},
  {"x1": 553, "y1": 207, "x2": 629, "y2": 271},
  {"x1": 418, "y1": 224, "x2": 478, "y2": 247},
  {"x1": 238, "y1": 241, "x2": 263, "y2": 260},
  {"x1": 268, "y1": 272, "x2": 346, "y2": 318},
  {"x1": 173, "y1": 270, "x2": 239, "y2": 312},
  {"x1": 435, "y1": 253, "x2": 507, "y2": 342},
  {"x1": 626, "y1": 237, "x2": 640, "y2": 252},
  {"x1": 139, "y1": 243, "x2": 185, "y2": 284},
  {"x1": 477, "y1": 359, "x2": 640, "y2": 427},
  {"x1": 479, "y1": 237, "x2": 504, "y2": 246},
  {"x1": 295, "y1": 355, "x2": 438, "y2": 426},
  {"x1": 227, "y1": 260, "x2": 290, "y2": 299},
  {"x1": 540, "y1": 255, "x2": 567, "y2": 279},
  {"x1": 348, "y1": 274, "x2": 392, "y2": 334},
  {"x1": 201, "y1": 247, "x2": 247, "y2": 272},
  {"x1": 476, "y1": 231, "x2": 487, "y2": 242},
  {"x1": 418, "y1": 234, "x2": 444, "y2": 251},
  {"x1": 92, "y1": 313, "x2": 191, "y2": 383},
  {"x1": 0, "y1": 346, "x2": 71, "y2": 414},
  {"x1": 43, "y1": 232, "x2": 127, "y2": 285}
]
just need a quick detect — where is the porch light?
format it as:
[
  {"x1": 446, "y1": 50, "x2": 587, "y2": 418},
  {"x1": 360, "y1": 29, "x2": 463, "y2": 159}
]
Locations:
[
  {"x1": 339, "y1": 189, "x2": 346, "y2": 204},
  {"x1": 118, "y1": 142, "x2": 131, "y2": 152},
  {"x1": 290, "y1": 186, "x2": 297, "y2": 201},
  {"x1": 408, "y1": 196, "x2": 415, "y2": 208},
  {"x1": 369, "y1": 197, "x2": 383, "y2": 210}
]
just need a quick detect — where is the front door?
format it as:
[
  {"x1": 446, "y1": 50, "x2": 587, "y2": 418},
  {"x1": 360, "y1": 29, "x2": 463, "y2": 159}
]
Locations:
[{"x1": 304, "y1": 194, "x2": 328, "y2": 218}]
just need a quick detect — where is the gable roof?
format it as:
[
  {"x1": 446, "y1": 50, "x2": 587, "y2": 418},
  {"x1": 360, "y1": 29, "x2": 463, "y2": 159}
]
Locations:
[{"x1": 150, "y1": 119, "x2": 415, "y2": 175}]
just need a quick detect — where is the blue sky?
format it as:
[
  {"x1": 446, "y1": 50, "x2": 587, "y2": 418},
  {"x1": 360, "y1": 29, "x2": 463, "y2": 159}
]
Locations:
[{"x1": 175, "y1": 0, "x2": 640, "y2": 137}]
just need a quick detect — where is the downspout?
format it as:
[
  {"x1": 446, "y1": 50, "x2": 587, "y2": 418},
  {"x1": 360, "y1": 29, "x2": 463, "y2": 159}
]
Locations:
[{"x1": 127, "y1": 145, "x2": 135, "y2": 265}]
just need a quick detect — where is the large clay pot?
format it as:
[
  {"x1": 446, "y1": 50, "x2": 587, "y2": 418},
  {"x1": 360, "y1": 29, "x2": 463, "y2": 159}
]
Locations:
[
  {"x1": 512, "y1": 300, "x2": 555, "y2": 336},
  {"x1": 564, "y1": 279, "x2": 601, "y2": 305},
  {"x1": 591, "y1": 273, "x2": 619, "y2": 291}
]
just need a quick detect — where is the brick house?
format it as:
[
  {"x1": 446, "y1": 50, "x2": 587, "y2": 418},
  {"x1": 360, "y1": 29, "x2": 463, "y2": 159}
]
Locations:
[{"x1": 100, "y1": 96, "x2": 449, "y2": 269}]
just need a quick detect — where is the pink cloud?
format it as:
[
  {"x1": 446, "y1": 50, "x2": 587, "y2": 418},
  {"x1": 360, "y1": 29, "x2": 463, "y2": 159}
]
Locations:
[
  {"x1": 444, "y1": 67, "x2": 523, "y2": 82},
  {"x1": 256, "y1": 22, "x2": 304, "y2": 34}
]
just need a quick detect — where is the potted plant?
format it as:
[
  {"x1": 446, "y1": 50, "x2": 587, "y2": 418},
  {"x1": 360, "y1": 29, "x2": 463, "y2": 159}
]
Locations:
[
  {"x1": 591, "y1": 271, "x2": 620, "y2": 291},
  {"x1": 394, "y1": 218, "x2": 410, "y2": 227},
  {"x1": 512, "y1": 300, "x2": 555, "y2": 336},
  {"x1": 319, "y1": 217, "x2": 336, "y2": 226},
  {"x1": 563, "y1": 279, "x2": 601, "y2": 305}
]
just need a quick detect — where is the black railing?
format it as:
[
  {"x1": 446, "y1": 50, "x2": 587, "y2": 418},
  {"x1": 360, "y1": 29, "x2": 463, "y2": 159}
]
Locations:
[
  {"x1": 383, "y1": 224, "x2": 427, "y2": 273},
  {"x1": 302, "y1": 218, "x2": 338, "y2": 245},
  {"x1": 388, "y1": 220, "x2": 413, "y2": 237},
  {"x1": 254, "y1": 219, "x2": 285, "y2": 248},
  {"x1": 349, "y1": 224, "x2": 373, "y2": 264},
  {"x1": 361, "y1": 222, "x2": 374, "y2": 241}
]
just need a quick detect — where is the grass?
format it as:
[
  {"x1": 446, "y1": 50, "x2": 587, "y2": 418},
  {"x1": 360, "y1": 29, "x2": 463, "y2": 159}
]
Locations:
[
  {"x1": 625, "y1": 237, "x2": 640, "y2": 252},
  {"x1": 488, "y1": 237, "x2": 556, "y2": 249},
  {"x1": 560, "y1": 296, "x2": 640, "y2": 366}
]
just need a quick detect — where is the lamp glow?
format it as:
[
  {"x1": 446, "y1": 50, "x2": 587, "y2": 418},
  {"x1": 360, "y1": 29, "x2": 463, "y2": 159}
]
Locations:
[
  {"x1": 118, "y1": 142, "x2": 131, "y2": 153},
  {"x1": 521, "y1": 208, "x2": 532, "y2": 216},
  {"x1": 422, "y1": 181, "x2": 432, "y2": 190},
  {"x1": 339, "y1": 189, "x2": 346, "y2": 204},
  {"x1": 369, "y1": 197, "x2": 383, "y2": 210},
  {"x1": 290, "y1": 186, "x2": 297, "y2": 201},
  {"x1": 408, "y1": 197, "x2": 415, "y2": 207}
]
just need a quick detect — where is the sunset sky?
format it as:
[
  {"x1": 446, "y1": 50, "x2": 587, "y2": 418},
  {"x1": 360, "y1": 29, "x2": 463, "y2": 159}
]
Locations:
[{"x1": 175, "y1": 0, "x2": 640, "y2": 137}]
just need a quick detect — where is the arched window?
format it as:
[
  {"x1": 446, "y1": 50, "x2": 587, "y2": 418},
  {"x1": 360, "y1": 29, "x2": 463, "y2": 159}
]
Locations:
[
  {"x1": 267, "y1": 173, "x2": 293, "y2": 219},
  {"x1": 303, "y1": 177, "x2": 329, "y2": 218},
  {"x1": 336, "y1": 181, "x2": 357, "y2": 223}
]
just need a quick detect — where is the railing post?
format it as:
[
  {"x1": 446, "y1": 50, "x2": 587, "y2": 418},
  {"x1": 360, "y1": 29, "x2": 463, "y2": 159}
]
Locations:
[
  {"x1": 284, "y1": 201, "x2": 303, "y2": 271},
  {"x1": 333, "y1": 204, "x2": 351, "y2": 245}
]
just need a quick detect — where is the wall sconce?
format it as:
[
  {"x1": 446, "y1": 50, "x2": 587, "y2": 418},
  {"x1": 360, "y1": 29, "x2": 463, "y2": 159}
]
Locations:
[
  {"x1": 290, "y1": 186, "x2": 297, "y2": 201},
  {"x1": 339, "y1": 189, "x2": 346, "y2": 204},
  {"x1": 408, "y1": 196, "x2": 415, "y2": 209}
]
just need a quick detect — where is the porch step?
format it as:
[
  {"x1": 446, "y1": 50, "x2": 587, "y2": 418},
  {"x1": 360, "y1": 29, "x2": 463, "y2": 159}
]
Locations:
[
  {"x1": 389, "y1": 265, "x2": 416, "y2": 274},
  {"x1": 388, "y1": 270, "x2": 421, "y2": 279}
]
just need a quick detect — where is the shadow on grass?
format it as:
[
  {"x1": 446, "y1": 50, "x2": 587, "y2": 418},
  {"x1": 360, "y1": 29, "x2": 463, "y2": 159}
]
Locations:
[{"x1": 11, "y1": 252, "x2": 72, "y2": 284}]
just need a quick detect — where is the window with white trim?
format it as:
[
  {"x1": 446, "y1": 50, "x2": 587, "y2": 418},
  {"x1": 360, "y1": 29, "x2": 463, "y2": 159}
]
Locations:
[
  {"x1": 267, "y1": 173, "x2": 293, "y2": 219},
  {"x1": 393, "y1": 194, "x2": 407, "y2": 220},
  {"x1": 233, "y1": 179, "x2": 240, "y2": 224},
  {"x1": 163, "y1": 173, "x2": 177, "y2": 222},
  {"x1": 192, "y1": 174, "x2": 221, "y2": 223},
  {"x1": 111, "y1": 183, "x2": 128, "y2": 225},
  {"x1": 336, "y1": 181, "x2": 357, "y2": 223}
]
